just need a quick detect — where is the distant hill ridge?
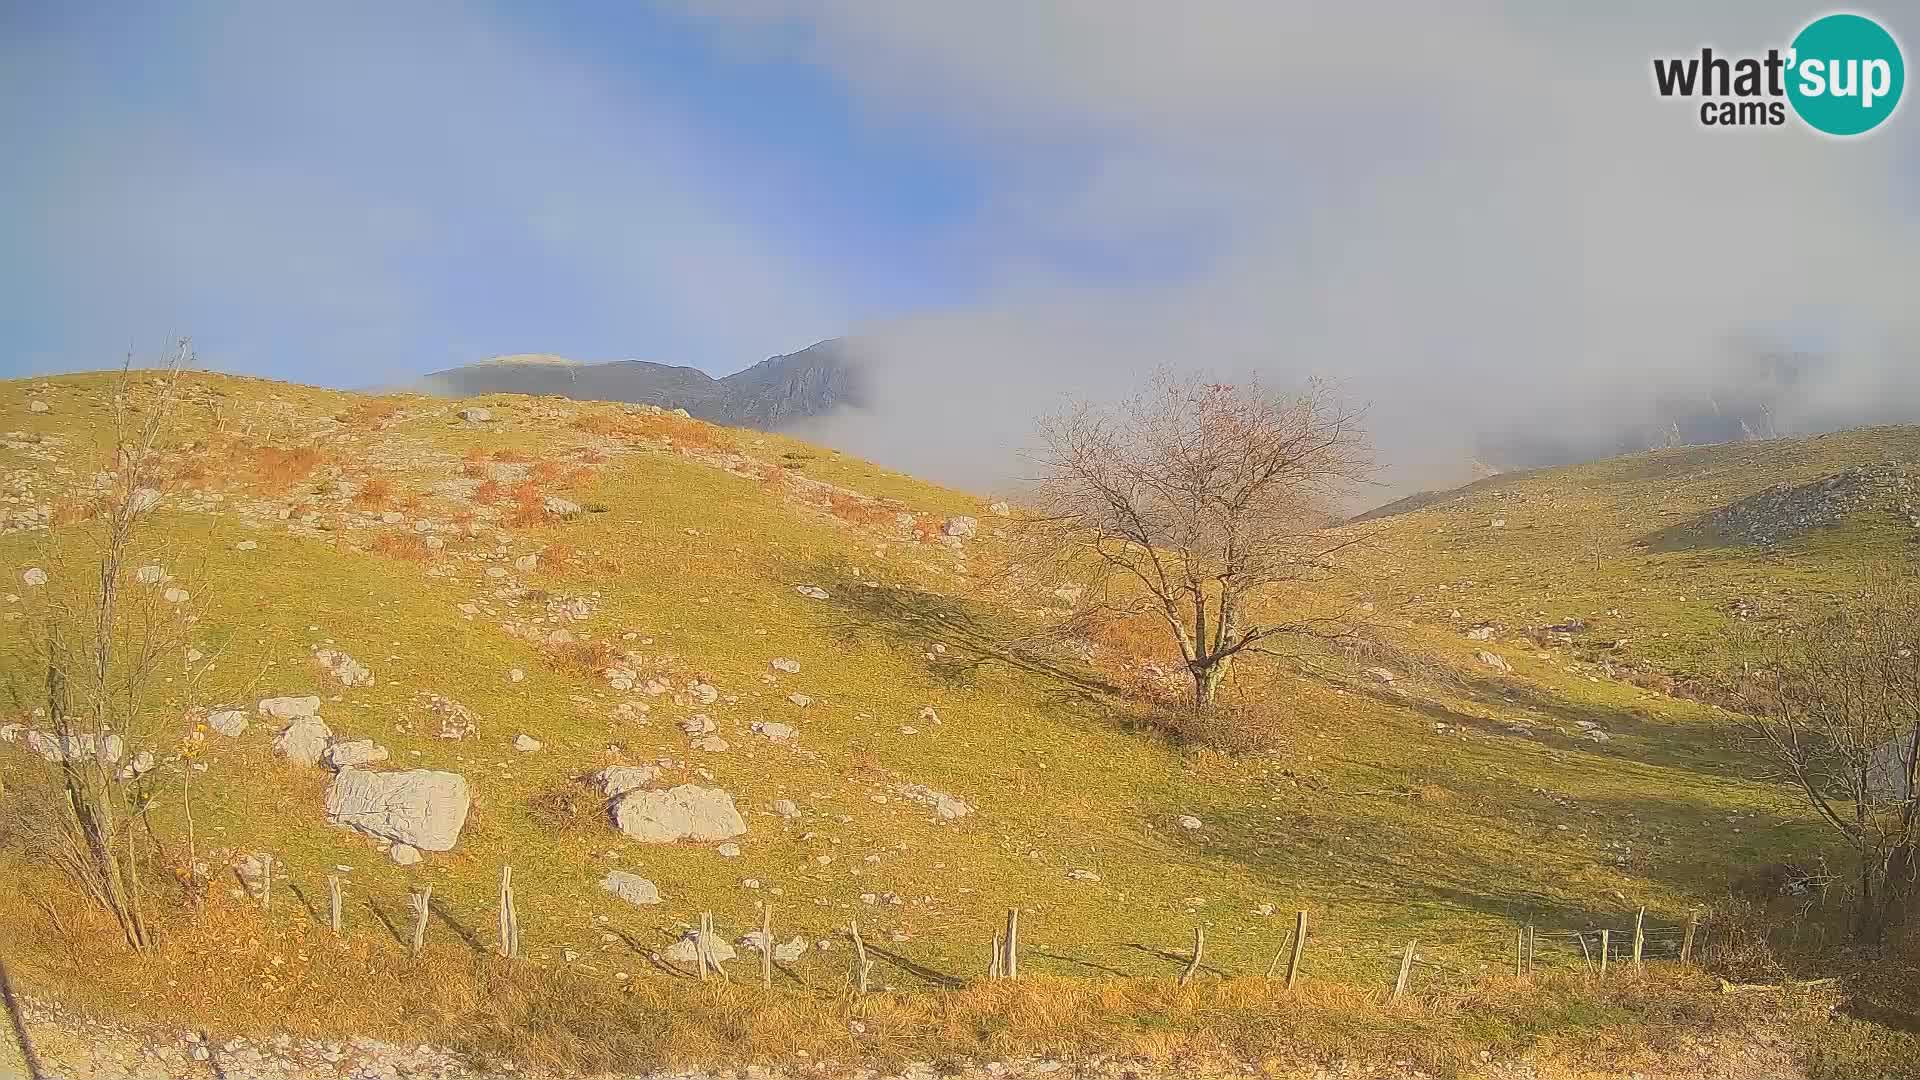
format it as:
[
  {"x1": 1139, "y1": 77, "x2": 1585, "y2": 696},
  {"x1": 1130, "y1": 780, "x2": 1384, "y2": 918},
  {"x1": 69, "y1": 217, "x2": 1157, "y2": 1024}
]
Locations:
[{"x1": 416, "y1": 339, "x2": 864, "y2": 431}]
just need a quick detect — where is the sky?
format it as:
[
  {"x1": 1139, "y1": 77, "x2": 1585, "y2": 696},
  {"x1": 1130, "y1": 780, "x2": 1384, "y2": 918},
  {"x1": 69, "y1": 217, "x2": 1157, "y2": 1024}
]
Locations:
[{"x1": 4, "y1": 2, "x2": 1919, "y2": 496}]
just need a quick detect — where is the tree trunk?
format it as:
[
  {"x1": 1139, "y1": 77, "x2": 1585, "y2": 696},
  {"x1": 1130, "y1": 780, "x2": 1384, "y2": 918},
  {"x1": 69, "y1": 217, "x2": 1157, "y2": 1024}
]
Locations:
[{"x1": 1194, "y1": 658, "x2": 1231, "y2": 707}]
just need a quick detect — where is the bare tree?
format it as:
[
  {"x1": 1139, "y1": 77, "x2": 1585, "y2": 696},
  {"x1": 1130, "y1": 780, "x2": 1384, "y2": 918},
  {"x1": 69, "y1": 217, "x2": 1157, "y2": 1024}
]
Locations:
[
  {"x1": 1028, "y1": 369, "x2": 1372, "y2": 707},
  {"x1": 14, "y1": 341, "x2": 201, "y2": 952},
  {"x1": 1737, "y1": 572, "x2": 1920, "y2": 942}
]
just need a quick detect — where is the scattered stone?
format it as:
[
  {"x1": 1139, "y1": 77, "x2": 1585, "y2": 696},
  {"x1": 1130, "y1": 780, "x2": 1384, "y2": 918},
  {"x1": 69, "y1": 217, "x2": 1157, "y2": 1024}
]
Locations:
[
  {"x1": 1067, "y1": 868, "x2": 1101, "y2": 881},
  {"x1": 751, "y1": 721, "x2": 796, "y2": 741},
  {"x1": 273, "y1": 717, "x2": 333, "y2": 767},
  {"x1": 786, "y1": 693, "x2": 813, "y2": 708},
  {"x1": 897, "y1": 784, "x2": 971, "y2": 821},
  {"x1": 129, "y1": 487, "x2": 161, "y2": 513},
  {"x1": 135, "y1": 564, "x2": 166, "y2": 584},
  {"x1": 1366, "y1": 667, "x2": 1397, "y2": 684},
  {"x1": 1177, "y1": 815, "x2": 1203, "y2": 830},
  {"x1": 989, "y1": 500, "x2": 1010, "y2": 516},
  {"x1": 942, "y1": 515, "x2": 978, "y2": 539},
  {"x1": 513, "y1": 733, "x2": 542, "y2": 752},
  {"x1": 663, "y1": 931, "x2": 735, "y2": 967},
  {"x1": 794, "y1": 584, "x2": 829, "y2": 600},
  {"x1": 207, "y1": 709, "x2": 248, "y2": 737},
  {"x1": 600, "y1": 870, "x2": 662, "y2": 907},
  {"x1": 773, "y1": 798, "x2": 801, "y2": 820},
  {"x1": 716, "y1": 842, "x2": 741, "y2": 857},
  {"x1": 680, "y1": 714, "x2": 716, "y2": 736},
  {"x1": 314, "y1": 648, "x2": 373, "y2": 688},
  {"x1": 1465, "y1": 625, "x2": 1496, "y2": 641},
  {"x1": 234, "y1": 540, "x2": 257, "y2": 551},
  {"x1": 425, "y1": 695, "x2": 479, "y2": 740},
  {"x1": 20, "y1": 567, "x2": 46, "y2": 587},
  {"x1": 28, "y1": 400, "x2": 49, "y2": 414},
  {"x1": 769, "y1": 657, "x2": 801, "y2": 674},
  {"x1": 389, "y1": 843, "x2": 422, "y2": 866},
  {"x1": 324, "y1": 769, "x2": 472, "y2": 851},
  {"x1": 323, "y1": 739, "x2": 391, "y2": 770},
  {"x1": 543, "y1": 496, "x2": 582, "y2": 517},
  {"x1": 514, "y1": 554, "x2": 538, "y2": 572},
  {"x1": 612, "y1": 784, "x2": 747, "y2": 843},
  {"x1": 595, "y1": 765, "x2": 655, "y2": 798},
  {"x1": 1475, "y1": 650, "x2": 1513, "y2": 673},
  {"x1": 507, "y1": 668, "x2": 525, "y2": 683},
  {"x1": 773, "y1": 936, "x2": 808, "y2": 963},
  {"x1": 162, "y1": 587, "x2": 190, "y2": 604},
  {"x1": 692, "y1": 735, "x2": 729, "y2": 752},
  {"x1": 458, "y1": 407, "x2": 491, "y2": 423}
]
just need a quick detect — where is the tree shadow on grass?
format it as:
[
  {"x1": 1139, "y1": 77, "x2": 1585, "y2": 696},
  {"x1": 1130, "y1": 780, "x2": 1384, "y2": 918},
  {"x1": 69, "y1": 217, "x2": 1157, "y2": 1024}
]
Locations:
[{"x1": 784, "y1": 557, "x2": 1125, "y2": 705}]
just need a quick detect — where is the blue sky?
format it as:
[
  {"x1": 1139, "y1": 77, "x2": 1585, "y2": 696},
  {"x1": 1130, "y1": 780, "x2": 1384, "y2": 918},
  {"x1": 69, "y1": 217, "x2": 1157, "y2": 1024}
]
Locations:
[
  {"x1": 0, "y1": 3, "x2": 1013, "y2": 381},
  {"x1": 4, "y1": 3, "x2": 1916, "y2": 497}
]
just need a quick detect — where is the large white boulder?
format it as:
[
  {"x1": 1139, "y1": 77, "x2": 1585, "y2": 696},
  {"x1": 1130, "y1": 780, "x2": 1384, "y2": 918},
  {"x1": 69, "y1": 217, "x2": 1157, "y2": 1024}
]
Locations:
[
  {"x1": 324, "y1": 768, "x2": 471, "y2": 851},
  {"x1": 322, "y1": 739, "x2": 390, "y2": 770},
  {"x1": 612, "y1": 784, "x2": 746, "y2": 843}
]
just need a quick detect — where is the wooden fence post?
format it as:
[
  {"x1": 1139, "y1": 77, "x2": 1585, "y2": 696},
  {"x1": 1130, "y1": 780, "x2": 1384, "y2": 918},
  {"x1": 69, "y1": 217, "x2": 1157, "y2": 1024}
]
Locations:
[
  {"x1": 498, "y1": 866, "x2": 519, "y2": 959},
  {"x1": 1515, "y1": 929, "x2": 1524, "y2": 978},
  {"x1": 1392, "y1": 942, "x2": 1416, "y2": 998},
  {"x1": 1632, "y1": 908, "x2": 1645, "y2": 973},
  {"x1": 761, "y1": 902, "x2": 773, "y2": 989},
  {"x1": 1527, "y1": 924, "x2": 1536, "y2": 975},
  {"x1": 1681, "y1": 910, "x2": 1699, "y2": 965},
  {"x1": 702, "y1": 912, "x2": 729, "y2": 983},
  {"x1": 1286, "y1": 910, "x2": 1308, "y2": 989},
  {"x1": 410, "y1": 886, "x2": 431, "y2": 957},
  {"x1": 1179, "y1": 926, "x2": 1204, "y2": 986},
  {"x1": 850, "y1": 917, "x2": 871, "y2": 994},
  {"x1": 1576, "y1": 930, "x2": 1594, "y2": 975},
  {"x1": 989, "y1": 932, "x2": 1003, "y2": 979},
  {"x1": 327, "y1": 875, "x2": 342, "y2": 935},
  {"x1": 1599, "y1": 929, "x2": 1610, "y2": 978},
  {"x1": 1003, "y1": 908, "x2": 1019, "y2": 980},
  {"x1": 261, "y1": 854, "x2": 272, "y2": 913}
]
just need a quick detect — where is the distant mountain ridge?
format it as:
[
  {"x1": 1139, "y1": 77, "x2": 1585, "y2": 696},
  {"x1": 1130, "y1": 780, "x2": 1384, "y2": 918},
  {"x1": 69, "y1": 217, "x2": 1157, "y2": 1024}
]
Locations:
[{"x1": 414, "y1": 339, "x2": 865, "y2": 430}]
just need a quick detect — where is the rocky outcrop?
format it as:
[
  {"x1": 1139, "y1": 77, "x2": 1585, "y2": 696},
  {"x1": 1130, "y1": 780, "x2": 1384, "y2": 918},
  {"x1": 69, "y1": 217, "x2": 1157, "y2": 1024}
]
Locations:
[
  {"x1": 611, "y1": 784, "x2": 746, "y2": 843},
  {"x1": 324, "y1": 769, "x2": 471, "y2": 851}
]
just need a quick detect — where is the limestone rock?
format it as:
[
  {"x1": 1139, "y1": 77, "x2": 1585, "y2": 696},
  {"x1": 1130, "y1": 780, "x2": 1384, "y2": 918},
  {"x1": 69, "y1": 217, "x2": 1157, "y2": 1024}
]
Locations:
[
  {"x1": 207, "y1": 709, "x2": 248, "y2": 737},
  {"x1": 259, "y1": 695, "x2": 322, "y2": 721},
  {"x1": 273, "y1": 717, "x2": 333, "y2": 767},
  {"x1": 897, "y1": 784, "x2": 971, "y2": 821},
  {"x1": 389, "y1": 843, "x2": 422, "y2": 866},
  {"x1": 612, "y1": 784, "x2": 746, "y2": 843},
  {"x1": 600, "y1": 870, "x2": 662, "y2": 907},
  {"x1": 769, "y1": 658, "x2": 801, "y2": 674},
  {"x1": 324, "y1": 769, "x2": 471, "y2": 851},
  {"x1": 773, "y1": 798, "x2": 801, "y2": 820},
  {"x1": 751, "y1": 721, "x2": 796, "y2": 742},
  {"x1": 1475, "y1": 649, "x2": 1513, "y2": 673},
  {"x1": 513, "y1": 733, "x2": 542, "y2": 752},
  {"x1": 458, "y1": 407, "x2": 491, "y2": 423},
  {"x1": 314, "y1": 648, "x2": 373, "y2": 688},
  {"x1": 942, "y1": 515, "x2": 978, "y2": 539},
  {"x1": 663, "y1": 931, "x2": 735, "y2": 967},
  {"x1": 322, "y1": 739, "x2": 390, "y2": 770},
  {"x1": 595, "y1": 765, "x2": 655, "y2": 798}
]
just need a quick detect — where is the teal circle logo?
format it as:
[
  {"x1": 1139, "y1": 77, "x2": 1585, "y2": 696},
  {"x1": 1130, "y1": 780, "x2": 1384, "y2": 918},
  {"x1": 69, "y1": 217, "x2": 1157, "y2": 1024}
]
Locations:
[{"x1": 1787, "y1": 13, "x2": 1904, "y2": 135}]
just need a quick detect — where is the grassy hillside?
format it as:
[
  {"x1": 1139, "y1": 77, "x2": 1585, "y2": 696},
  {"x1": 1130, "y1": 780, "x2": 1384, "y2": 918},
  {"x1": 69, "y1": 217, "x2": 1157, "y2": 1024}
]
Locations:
[{"x1": 1, "y1": 371, "x2": 1916, "y2": 1073}]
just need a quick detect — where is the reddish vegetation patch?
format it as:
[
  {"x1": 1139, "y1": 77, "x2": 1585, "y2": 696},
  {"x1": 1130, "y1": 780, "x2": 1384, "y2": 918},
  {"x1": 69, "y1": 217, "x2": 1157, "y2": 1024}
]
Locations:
[
  {"x1": 827, "y1": 492, "x2": 898, "y2": 527},
  {"x1": 545, "y1": 637, "x2": 618, "y2": 676},
  {"x1": 491, "y1": 448, "x2": 530, "y2": 464},
  {"x1": 50, "y1": 497, "x2": 101, "y2": 526},
  {"x1": 244, "y1": 445, "x2": 327, "y2": 494},
  {"x1": 370, "y1": 531, "x2": 433, "y2": 562},
  {"x1": 351, "y1": 476, "x2": 396, "y2": 509}
]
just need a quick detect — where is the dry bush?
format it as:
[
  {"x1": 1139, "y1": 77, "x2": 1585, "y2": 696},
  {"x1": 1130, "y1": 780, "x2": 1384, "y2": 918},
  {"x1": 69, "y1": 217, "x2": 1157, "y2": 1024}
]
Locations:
[
  {"x1": 571, "y1": 412, "x2": 636, "y2": 438},
  {"x1": 1136, "y1": 700, "x2": 1288, "y2": 756},
  {"x1": 504, "y1": 481, "x2": 548, "y2": 528},
  {"x1": 526, "y1": 782, "x2": 602, "y2": 835},
  {"x1": 545, "y1": 638, "x2": 618, "y2": 676},
  {"x1": 352, "y1": 476, "x2": 396, "y2": 509},
  {"x1": 49, "y1": 497, "x2": 101, "y2": 526},
  {"x1": 244, "y1": 444, "x2": 327, "y2": 494},
  {"x1": 827, "y1": 492, "x2": 897, "y2": 527},
  {"x1": 461, "y1": 461, "x2": 489, "y2": 479},
  {"x1": 370, "y1": 532, "x2": 433, "y2": 562},
  {"x1": 472, "y1": 480, "x2": 507, "y2": 505},
  {"x1": 909, "y1": 514, "x2": 944, "y2": 543},
  {"x1": 339, "y1": 399, "x2": 402, "y2": 428}
]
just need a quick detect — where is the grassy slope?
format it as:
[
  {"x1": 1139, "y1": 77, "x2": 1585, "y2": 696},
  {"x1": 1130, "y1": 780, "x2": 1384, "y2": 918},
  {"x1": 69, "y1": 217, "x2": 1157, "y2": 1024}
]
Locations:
[{"x1": 1, "y1": 372, "x2": 1915, "y2": 1068}]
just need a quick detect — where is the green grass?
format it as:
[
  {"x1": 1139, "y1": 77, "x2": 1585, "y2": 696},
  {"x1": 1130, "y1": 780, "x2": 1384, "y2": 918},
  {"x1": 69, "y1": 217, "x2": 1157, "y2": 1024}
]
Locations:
[{"x1": 1, "y1": 371, "x2": 1914, "y2": 1069}]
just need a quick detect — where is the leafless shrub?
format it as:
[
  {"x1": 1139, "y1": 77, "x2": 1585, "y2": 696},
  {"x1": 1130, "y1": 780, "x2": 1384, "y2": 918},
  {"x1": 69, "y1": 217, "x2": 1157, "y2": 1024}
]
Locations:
[
  {"x1": 1734, "y1": 569, "x2": 1920, "y2": 942},
  {"x1": 1027, "y1": 369, "x2": 1374, "y2": 706}
]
